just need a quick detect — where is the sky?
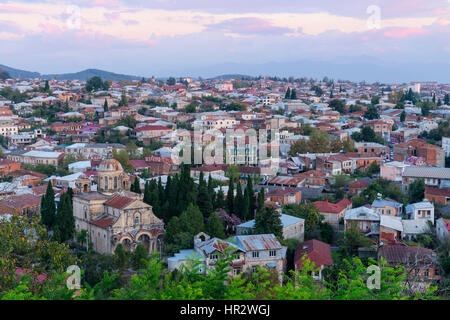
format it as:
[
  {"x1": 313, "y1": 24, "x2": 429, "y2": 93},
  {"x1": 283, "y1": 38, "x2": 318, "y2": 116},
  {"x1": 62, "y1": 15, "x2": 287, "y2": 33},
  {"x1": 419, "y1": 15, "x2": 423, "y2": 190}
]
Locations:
[{"x1": 0, "y1": 0, "x2": 449, "y2": 82}]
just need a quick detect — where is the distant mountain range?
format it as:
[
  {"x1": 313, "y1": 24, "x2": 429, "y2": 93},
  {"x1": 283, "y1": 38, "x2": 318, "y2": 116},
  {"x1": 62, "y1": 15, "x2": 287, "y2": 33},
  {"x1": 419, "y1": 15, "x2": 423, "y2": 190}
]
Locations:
[{"x1": 0, "y1": 64, "x2": 142, "y2": 81}]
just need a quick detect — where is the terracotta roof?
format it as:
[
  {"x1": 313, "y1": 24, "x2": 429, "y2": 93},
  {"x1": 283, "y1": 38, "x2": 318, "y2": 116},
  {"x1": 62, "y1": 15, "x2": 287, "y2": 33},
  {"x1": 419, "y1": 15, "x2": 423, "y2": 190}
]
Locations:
[
  {"x1": 379, "y1": 244, "x2": 437, "y2": 266},
  {"x1": 0, "y1": 194, "x2": 42, "y2": 211},
  {"x1": 104, "y1": 194, "x2": 134, "y2": 209},
  {"x1": 294, "y1": 239, "x2": 333, "y2": 269},
  {"x1": 267, "y1": 187, "x2": 300, "y2": 196},
  {"x1": 134, "y1": 125, "x2": 171, "y2": 132},
  {"x1": 295, "y1": 170, "x2": 326, "y2": 178},
  {"x1": 313, "y1": 198, "x2": 351, "y2": 213},
  {"x1": 130, "y1": 160, "x2": 149, "y2": 169},
  {"x1": 348, "y1": 180, "x2": 370, "y2": 188},
  {"x1": 90, "y1": 215, "x2": 116, "y2": 229},
  {"x1": 425, "y1": 187, "x2": 450, "y2": 197}
]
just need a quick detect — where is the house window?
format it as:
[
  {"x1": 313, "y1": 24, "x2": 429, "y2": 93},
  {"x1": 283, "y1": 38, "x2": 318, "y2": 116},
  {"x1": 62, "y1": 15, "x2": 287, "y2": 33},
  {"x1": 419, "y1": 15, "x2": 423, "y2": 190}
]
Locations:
[
  {"x1": 252, "y1": 266, "x2": 258, "y2": 273},
  {"x1": 233, "y1": 268, "x2": 241, "y2": 276},
  {"x1": 252, "y1": 251, "x2": 259, "y2": 258},
  {"x1": 232, "y1": 253, "x2": 240, "y2": 260},
  {"x1": 210, "y1": 253, "x2": 218, "y2": 260},
  {"x1": 135, "y1": 216, "x2": 139, "y2": 224},
  {"x1": 269, "y1": 250, "x2": 276, "y2": 257},
  {"x1": 424, "y1": 269, "x2": 430, "y2": 278}
]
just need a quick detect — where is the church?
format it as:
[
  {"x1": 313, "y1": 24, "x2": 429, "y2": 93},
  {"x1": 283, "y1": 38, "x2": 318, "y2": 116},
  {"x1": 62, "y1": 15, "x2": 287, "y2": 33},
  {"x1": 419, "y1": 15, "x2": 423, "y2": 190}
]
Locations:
[{"x1": 73, "y1": 159, "x2": 165, "y2": 255}]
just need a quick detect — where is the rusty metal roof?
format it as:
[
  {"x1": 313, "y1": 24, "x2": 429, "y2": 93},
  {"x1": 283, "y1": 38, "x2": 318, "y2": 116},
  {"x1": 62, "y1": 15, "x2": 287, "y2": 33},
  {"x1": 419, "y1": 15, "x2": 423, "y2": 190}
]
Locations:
[{"x1": 232, "y1": 234, "x2": 282, "y2": 251}]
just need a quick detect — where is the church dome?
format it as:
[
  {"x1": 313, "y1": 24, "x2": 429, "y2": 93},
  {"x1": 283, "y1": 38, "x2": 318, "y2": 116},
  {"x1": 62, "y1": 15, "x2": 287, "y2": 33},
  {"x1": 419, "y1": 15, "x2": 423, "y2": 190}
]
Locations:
[{"x1": 98, "y1": 159, "x2": 123, "y2": 172}]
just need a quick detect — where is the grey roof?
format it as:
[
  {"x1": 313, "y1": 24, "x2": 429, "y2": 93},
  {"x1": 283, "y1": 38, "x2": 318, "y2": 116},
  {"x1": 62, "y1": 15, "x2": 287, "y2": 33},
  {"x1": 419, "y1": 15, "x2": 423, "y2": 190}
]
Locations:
[
  {"x1": 237, "y1": 214, "x2": 304, "y2": 229},
  {"x1": 231, "y1": 234, "x2": 282, "y2": 251},
  {"x1": 380, "y1": 215, "x2": 403, "y2": 231},
  {"x1": 401, "y1": 219, "x2": 429, "y2": 234},
  {"x1": 372, "y1": 198, "x2": 403, "y2": 209},
  {"x1": 345, "y1": 206, "x2": 380, "y2": 221},
  {"x1": 403, "y1": 166, "x2": 450, "y2": 179}
]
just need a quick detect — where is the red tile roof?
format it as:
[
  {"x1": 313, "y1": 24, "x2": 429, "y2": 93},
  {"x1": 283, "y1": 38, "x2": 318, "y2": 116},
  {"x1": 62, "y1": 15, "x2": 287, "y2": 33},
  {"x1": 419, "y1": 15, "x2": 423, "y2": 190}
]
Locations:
[
  {"x1": 313, "y1": 198, "x2": 351, "y2": 213},
  {"x1": 90, "y1": 215, "x2": 116, "y2": 229},
  {"x1": 425, "y1": 187, "x2": 450, "y2": 197},
  {"x1": 104, "y1": 195, "x2": 134, "y2": 209},
  {"x1": 348, "y1": 180, "x2": 370, "y2": 188},
  {"x1": 294, "y1": 239, "x2": 333, "y2": 269}
]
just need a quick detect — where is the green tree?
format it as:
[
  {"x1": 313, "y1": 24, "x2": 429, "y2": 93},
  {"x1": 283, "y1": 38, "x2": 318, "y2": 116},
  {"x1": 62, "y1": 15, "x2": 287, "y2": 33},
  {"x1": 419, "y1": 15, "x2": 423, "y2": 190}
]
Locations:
[
  {"x1": 206, "y1": 212, "x2": 226, "y2": 239},
  {"x1": 284, "y1": 87, "x2": 291, "y2": 99},
  {"x1": 290, "y1": 88, "x2": 297, "y2": 100},
  {"x1": 234, "y1": 181, "x2": 244, "y2": 219},
  {"x1": 40, "y1": 181, "x2": 56, "y2": 230},
  {"x1": 113, "y1": 148, "x2": 133, "y2": 173},
  {"x1": 409, "y1": 179, "x2": 425, "y2": 203},
  {"x1": 254, "y1": 206, "x2": 283, "y2": 238},
  {"x1": 53, "y1": 192, "x2": 75, "y2": 243},
  {"x1": 283, "y1": 203, "x2": 322, "y2": 237},
  {"x1": 114, "y1": 243, "x2": 129, "y2": 273},
  {"x1": 131, "y1": 244, "x2": 149, "y2": 270},
  {"x1": 338, "y1": 221, "x2": 373, "y2": 257},
  {"x1": 214, "y1": 188, "x2": 226, "y2": 210},
  {"x1": 364, "y1": 105, "x2": 380, "y2": 120},
  {"x1": 197, "y1": 171, "x2": 213, "y2": 218},
  {"x1": 227, "y1": 179, "x2": 234, "y2": 214},
  {"x1": 131, "y1": 176, "x2": 141, "y2": 194},
  {"x1": 400, "y1": 111, "x2": 406, "y2": 122},
  {"x1": 329, "y1": 99, "x2": 345, "y2": 114},
  {"x1": 103, "y1": 99, "x2": 108, "y2": 112}
]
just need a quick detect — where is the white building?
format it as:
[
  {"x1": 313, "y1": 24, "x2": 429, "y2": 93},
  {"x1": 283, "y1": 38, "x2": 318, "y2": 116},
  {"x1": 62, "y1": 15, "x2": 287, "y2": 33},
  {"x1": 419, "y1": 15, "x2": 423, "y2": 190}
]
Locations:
[
  {"x1": 442, "y1": 137, "x2": 450, "y2": 157},
  {"x1": 405, "y1": 199, "x2": 435, "y2": 224}
]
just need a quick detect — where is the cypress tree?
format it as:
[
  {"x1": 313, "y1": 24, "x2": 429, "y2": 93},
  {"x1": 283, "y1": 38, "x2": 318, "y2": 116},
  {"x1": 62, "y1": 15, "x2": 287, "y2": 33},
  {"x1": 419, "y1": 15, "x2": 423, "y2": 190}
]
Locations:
[
  {"x1": 215, "y1": 188, "x2": 225, "y2": 210},
  {"x1": 104, "y1": 98, "x2": 109, "y2": 112},
  {"x1": 247, "y1": 177, "x2": 256, "y2": 217},
  {"x1": 41, "y1": 181, "x2": 56, "y2": 230},
  {"x1": 207, "y1": 174, "x2": 214, "y2": 199},
  {"x1": 227, "y1": 179, "x2": 234, "y2": 214},
  {"x1": 143, "y1": 181, "x2": 150, "y2": 204},
  {"x1": 132, "y1": 177, "x2": 141, "y2": 194},
  {"x1": 197, "y1": 171, "x2": 213, "y2": 218},
  {"x1": 284, "y1": 87, "x2": 291, "y2": 99},
  {"x1": 54, "y1": 192, "x2": 75, "y2": 242},
  {"x1": 234, "y1": 181, "x2": 244, "y2": 219},
  {"x1": 290, "y1": 88, "x2": 297, "y2": 99},
  {"x1": 257, "y1": 188, "x2": 265, "y2": 214},
  {"x1": 242, "y1": 187, "x2": 250, "y2": 221},
  {"x1": 157, "y1": 177, "x2": 165, "y2": 206}
]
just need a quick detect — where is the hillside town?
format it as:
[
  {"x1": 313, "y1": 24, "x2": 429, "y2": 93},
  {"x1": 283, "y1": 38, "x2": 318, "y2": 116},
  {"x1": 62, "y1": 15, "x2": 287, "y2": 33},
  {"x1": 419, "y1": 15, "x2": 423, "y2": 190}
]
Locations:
[{"x1": 0, "y1": 72, "x2": 449, "y2": 299}]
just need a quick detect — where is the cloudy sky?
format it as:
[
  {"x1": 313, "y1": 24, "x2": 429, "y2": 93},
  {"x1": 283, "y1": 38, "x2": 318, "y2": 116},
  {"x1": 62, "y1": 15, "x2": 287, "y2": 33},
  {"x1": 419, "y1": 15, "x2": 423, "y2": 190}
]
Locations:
[{"x1": 0, "y1": 0, "x2": 449, "y2": 82}]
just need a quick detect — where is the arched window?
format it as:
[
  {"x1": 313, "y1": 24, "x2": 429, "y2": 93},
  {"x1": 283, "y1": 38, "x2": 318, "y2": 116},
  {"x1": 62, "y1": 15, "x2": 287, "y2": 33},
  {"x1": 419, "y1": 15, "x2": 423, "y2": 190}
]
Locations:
[
  {"x1": 135, "y1": 215, "x2": 140, "y2": 225},
  {"x1": 114, "y1": 176, "x2": 118, "y2": 189},
  {"x1": 105, "y1": 176, "x2": 108, "y2": 189}
]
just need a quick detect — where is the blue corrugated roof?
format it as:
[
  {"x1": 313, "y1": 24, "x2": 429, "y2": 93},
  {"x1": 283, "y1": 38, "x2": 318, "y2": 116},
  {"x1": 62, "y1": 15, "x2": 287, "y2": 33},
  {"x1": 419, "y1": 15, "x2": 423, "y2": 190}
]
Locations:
[{"x1": 237, "y1": 214, "x2": 304, "y2": 229}]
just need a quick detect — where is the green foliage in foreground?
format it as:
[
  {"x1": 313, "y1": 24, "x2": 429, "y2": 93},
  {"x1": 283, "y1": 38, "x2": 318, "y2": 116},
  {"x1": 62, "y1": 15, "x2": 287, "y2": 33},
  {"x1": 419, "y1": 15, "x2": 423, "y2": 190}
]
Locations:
[
  {"x1": 0, "y1": 250, "x2": 439, "y2": 300},
  {"x1": 0, "y1": 216, "x2": 440, "y2": 300}
]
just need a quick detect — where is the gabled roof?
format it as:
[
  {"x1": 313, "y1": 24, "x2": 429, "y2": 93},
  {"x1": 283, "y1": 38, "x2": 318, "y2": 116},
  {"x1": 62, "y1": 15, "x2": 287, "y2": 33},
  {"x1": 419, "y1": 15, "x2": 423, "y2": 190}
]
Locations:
[
  {"x1": 294, "y1": 239, "x2": 333, "y2": 268},
  {"x1": 104, "y1": 195, "x2": 135, "y2": 209},
  {"x1": 232, "y1": 234, "x2": 282, "y2": 251},
  {"x1": 313, "y1": 198, "x2": 351, "y2": 213},
  {"x1": 379, "y1": 244, "x2": 437, "y2": 266}
]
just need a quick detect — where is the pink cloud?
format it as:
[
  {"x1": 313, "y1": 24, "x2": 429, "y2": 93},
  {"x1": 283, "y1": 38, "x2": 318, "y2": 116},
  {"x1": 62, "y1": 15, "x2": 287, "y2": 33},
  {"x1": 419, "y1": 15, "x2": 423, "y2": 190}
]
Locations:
[
  {"x1": 206, "y1": 17, "x2": 294, "y2": 35},
  {"x1": 90, "y1": 0, "x2": 123, "y2": 8},
  {"x1": 384, "y1": 27, "x2": 427, "y2": 39},
  {"x1": 0, "y1": 5, "x2": 34, "y2": 14},
  {"x1": 39, "y1": 23, "x2": 63, "y2": 35}
]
